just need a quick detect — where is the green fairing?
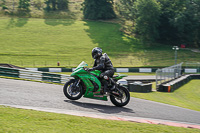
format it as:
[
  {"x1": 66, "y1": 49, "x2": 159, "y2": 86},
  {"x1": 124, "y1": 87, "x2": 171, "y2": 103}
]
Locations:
[
  {"x1": 115, "y1": 73, "x2": 127, "y2": 80},
  {"x1": 70, "y1": 61, "x2": 107, "y2": 101},
  {"x1": 90, "y1": 70, "x2": 101, "y2": 77},
  {"x1": 69, "y1": 61, "x2": 128, "y2": 101}
]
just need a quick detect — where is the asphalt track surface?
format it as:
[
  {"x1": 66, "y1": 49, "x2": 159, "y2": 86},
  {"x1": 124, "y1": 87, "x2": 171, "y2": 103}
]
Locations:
[{"x1": 0, "y1": 78, "x2": 200, "y2": 128}]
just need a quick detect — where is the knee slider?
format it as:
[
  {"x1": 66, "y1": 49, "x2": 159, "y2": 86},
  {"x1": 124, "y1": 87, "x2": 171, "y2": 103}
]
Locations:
[{"x1": 103, "y1": 75, "x2": 109, "y2": 80}]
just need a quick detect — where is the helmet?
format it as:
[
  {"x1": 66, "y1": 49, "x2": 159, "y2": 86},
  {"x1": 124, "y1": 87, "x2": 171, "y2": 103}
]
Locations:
[{"x1": 92, "y1": 47, "x2": 102, "y2": 59}]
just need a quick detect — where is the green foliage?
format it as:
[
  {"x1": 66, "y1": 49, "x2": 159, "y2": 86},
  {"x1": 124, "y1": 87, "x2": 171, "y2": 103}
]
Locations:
[
  {"x1": 44, "y1": 0, "x2": 68, "y2": 12},
  {"x1": 135, "y1": 0, "x2": 161, "y2": 42},
  {"x1": 117, "y1": 0, "x2": 161, "y2": 42},
  {"x1": 171, "y1": 0, "x2": 200, "y2": 47},
  {"x1": 116, "y1": 0, "x2": 136, "y2": 21},
  {"x1": 115, "y1": 0, "x2": 136, "y2": 34},
  {"x1": 156, "y1": 0, "x2": 179, "y2": 45},
  {"x1": 18, "y1": 0, "x2": 31, "y2": 11},
  {"x1": 117, "y1": 0, "x2": 200, "y2": 47},
  {"x1": 158, "y1": 0, "x2": 200, "y2": 47},
  {"x1": 32, "y1": 0, "x2": 45, "y2": 10},
  {"x1": 0, "y1": 0, "x2": 8, "y2": 10},
  {"x1": 57, "y1": 0, "x2": 69, "y2": 10},
  {"x1": 82, "y1": 0, "x2": 116, "y2": 20}
]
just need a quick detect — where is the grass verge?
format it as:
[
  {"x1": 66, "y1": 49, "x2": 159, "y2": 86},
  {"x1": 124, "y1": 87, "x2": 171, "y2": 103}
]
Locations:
[
  {"x1": 0, "y1": 106, "x2": 199, "y2": 133},
  {"x1": 131, "y1": 80, "x2": 200, "y2": 112},
  {"x1": 0, "y1": 17, "x2": 200, "y2": 68}
]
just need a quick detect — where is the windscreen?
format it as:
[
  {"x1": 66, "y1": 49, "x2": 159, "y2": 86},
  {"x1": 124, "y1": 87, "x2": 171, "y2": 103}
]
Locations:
[{"x1": 77, "y1": 61, "x2": 88, "y2": 68}]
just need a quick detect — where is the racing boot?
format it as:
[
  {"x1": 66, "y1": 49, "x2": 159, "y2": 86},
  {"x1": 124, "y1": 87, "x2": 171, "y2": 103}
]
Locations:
[
  {"x1": 104, "y1": 75, "x2": 116, "y2": 92},
  {"x1": 109, "y1": 78, "x2": 116, "y2": 91},
  {"x1": 100, "y1": 80, "x2": 108, "y2": 95}
]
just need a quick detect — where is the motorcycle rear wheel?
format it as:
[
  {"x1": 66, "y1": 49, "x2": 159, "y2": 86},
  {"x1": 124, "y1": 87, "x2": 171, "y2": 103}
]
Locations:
[
  {"x1": 63, "y1": 79, "x2": 83, "y2": 100},
  {"x1": 110, "y1": 86, "x2": 130, "y2": 107}
]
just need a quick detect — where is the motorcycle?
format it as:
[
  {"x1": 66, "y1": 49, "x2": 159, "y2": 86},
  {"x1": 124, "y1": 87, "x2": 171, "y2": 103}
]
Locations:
[{"x1": 63, "y1": 61, "x2": 130, "y2": 107}]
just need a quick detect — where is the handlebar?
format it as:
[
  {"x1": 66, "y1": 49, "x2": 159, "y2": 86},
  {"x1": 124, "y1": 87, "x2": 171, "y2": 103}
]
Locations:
[
  {"x1": 83, "y1": 67, "x2": 94, "y2": 72},
  {"x1": 83, "y1": 67, "x2": 89, "y2": 72}
]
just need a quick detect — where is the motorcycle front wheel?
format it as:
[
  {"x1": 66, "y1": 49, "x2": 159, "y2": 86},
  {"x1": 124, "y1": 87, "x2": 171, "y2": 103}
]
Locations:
[
  {"x1": 63, "y1": 79, "x2": 83, "y2": 100},
  {"x1": 110, "y1": 86, "x2": 130, "y2": 107}
]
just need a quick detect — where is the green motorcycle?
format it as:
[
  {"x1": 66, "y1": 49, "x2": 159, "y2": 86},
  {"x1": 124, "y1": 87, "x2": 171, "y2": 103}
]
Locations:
[{"x1": 63, "y1": 61, "x2": 130, "y2": 107}]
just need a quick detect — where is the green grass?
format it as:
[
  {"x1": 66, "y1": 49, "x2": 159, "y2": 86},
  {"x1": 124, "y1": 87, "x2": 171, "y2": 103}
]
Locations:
[
  {"x1": 0, "y1": 106, "x2": 199, "y2": 133},
  {"x1": 131, "y1": 80, "x2": 200, "y2": 112},
  {"x1": 0, "y1": 17, "x2": 200, "y2": 68}
]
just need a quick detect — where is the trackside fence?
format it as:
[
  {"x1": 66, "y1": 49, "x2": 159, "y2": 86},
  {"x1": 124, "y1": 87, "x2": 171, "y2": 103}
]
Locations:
[
  {"x1": 0, "y1": 66, "x2": 72, "y2": 84},
  {"x1": 185, "y1": 62, "x2": 200, "y2": 73},
  {"x1": 156, "y1": 62, "x2": 183, "y2": 89}
]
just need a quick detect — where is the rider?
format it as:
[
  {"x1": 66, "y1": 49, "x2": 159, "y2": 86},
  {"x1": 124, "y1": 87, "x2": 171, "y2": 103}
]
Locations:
[{"x1": 87, "y1": 47, "x2": 115, "y2": 94}]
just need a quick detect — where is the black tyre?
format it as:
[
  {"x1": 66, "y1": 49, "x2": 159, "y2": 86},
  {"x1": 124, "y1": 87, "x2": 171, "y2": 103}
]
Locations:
[
  {"x1": 63, "y1": 79, "x2": 83, "y2": 100},
  {"x1": 110, "y1": 86, "x2": 130, "y2": 107}
]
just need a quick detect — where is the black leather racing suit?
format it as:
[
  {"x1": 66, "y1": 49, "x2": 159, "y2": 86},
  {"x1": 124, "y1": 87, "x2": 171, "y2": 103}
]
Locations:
[
  {"x1": 92, "y1": 53, "x2": 114, "y2": 78},
  {"x1": 92, "y1": 53, "x2": 115, "y2": 92}
]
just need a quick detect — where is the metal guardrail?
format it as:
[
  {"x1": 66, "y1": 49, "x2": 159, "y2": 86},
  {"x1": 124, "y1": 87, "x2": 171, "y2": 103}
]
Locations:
[
  {"x1": 185, "y1": 62, "x2": 200, "y2": 73},
  {"x1": 0, "y1": 66, "x2": 71, "y2": 84},
  {"x1": 156, "y1": 62, "x2": 183, "y2": 89}
]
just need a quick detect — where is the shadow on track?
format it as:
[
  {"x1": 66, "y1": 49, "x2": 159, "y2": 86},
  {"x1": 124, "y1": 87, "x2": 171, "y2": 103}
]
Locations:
[{"x1": 64, "y1": 100, "x2": 134, "y2": 114}]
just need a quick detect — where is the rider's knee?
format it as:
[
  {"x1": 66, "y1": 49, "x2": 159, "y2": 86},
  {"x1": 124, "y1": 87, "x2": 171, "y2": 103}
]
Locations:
[
  {"x1": 100, "y1": 73, "x2": 109, "y2": 80},
  {"x1": 103, "y1": 75, "x2": 109, "y2": 80}
]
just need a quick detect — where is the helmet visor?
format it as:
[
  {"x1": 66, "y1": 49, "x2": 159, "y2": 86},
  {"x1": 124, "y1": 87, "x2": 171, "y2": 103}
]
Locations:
[{"x1": 92, "y1": 52, "x2": 98, "y2": 59}]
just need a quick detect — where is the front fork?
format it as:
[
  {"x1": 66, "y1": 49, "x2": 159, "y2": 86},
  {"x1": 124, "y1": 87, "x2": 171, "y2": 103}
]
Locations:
[
  {"x1": 111, "y1": 84, "x2": 123, "y2": 98},
  {"x1": 71, "y1": 79, "x2": 81, "y2": 91},
  {"x1": 76, "y1": 79, "x2": 81, "y2": 87}
]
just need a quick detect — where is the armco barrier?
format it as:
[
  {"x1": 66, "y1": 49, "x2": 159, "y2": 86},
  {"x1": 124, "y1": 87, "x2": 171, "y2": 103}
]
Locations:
[
  {"x1": 0, "y1": 66, "x2": 71, "y2": 84},
  {"x1": 26, "y1": 67, "x2": 199, "y2": 73},
  {"x1": 0, "y1": 66, "x2": 129, "y2": 86},
  {"x1": 27, "y1": 67, "x2": 158, "y2": 73},
  {"x1": 0, "y1": 67, "x2": 19, "y2": 78},
  {"x1": 157, "y1": 74, "x2": 200, "y2": 92}
]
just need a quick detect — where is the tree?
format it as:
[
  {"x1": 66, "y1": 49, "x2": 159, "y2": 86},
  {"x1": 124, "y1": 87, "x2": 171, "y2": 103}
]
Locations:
[
  {"x1": 135, "y1": 0, "x2": 161, "y2": 42},
  {"x1": 18, "y1": 0, "x2": 30, "y2": 11},
  {"x1": 116, "y1": 0, "x2": 137, "y2": 34},
  {"x1": 116, "y1": 0, "x2": 136, "y2": 21},
  {"x1": 82, "y1": 0, "x2": 116, "y2": 20},
  {"x1": 172, "y1": 0, "x2": 200, "y2": 47},
  {"x1": 44, "y1": 0, "x2": 68, "y2": 12},
  {"x1": 158, "y1": 0, "x2": 200, "y2": 47},
  {"x1": 116, "y1": 0, "x2": 161, "y2": 42},
  {"x1": 0, "y1": 0, "x2": 8, "y2": 10},
  {"x1": 157, "y1": 0, "x2": 187, "y2": 45},
  {"x1": 116, "y1": 0, "x2": 200, "y2": 47},
  {"x1": 57, "y1": 0, "x2": 68, "y2": 10}
]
